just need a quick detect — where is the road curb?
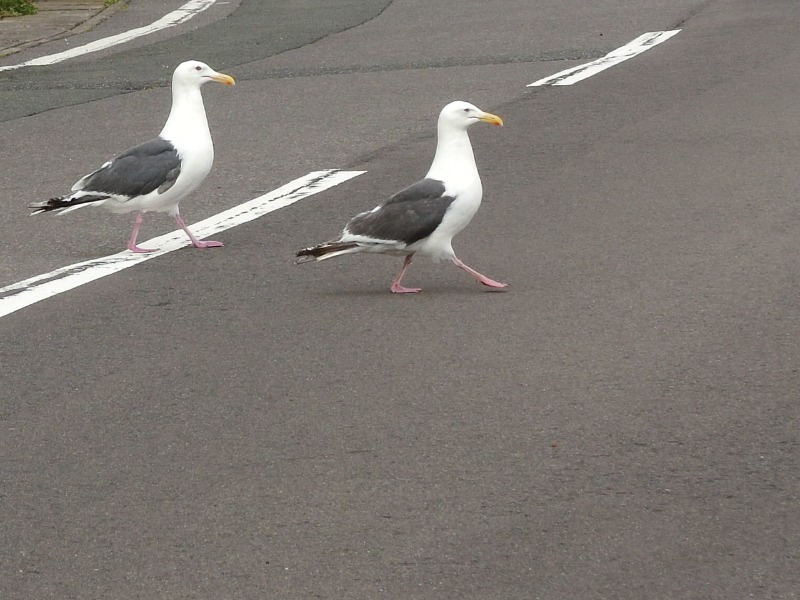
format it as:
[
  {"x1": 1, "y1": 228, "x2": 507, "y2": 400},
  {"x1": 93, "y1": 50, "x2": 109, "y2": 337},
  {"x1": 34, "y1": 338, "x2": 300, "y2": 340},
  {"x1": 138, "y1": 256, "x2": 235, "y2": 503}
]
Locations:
[{"x1": 0, "y1": 0, "x2": 130, "y2": 57}]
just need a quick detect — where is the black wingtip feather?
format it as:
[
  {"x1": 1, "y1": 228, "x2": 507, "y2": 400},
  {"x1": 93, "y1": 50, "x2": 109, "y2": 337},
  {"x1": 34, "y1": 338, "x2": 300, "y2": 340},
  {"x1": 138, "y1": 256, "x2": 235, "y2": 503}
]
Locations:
[
  {"x1": 295, "y1": 241, "x2": 359, "y2": 263},
  {"x1": 29, "y1": 193, "x2": 109, "y2": 214}
]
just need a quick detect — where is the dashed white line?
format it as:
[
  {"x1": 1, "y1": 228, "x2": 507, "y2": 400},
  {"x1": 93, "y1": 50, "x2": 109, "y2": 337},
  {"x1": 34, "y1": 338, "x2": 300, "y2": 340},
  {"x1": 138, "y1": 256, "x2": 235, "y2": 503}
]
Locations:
[
  {"x1": 0, "y1": 0, "x2": 220, "y2": 72},
  {"x1": 0, "y1": 169, "x2": 365, "y2": 319},
  {"x1": 528, "y1": 30, "x2": 681, "y2": 87}
]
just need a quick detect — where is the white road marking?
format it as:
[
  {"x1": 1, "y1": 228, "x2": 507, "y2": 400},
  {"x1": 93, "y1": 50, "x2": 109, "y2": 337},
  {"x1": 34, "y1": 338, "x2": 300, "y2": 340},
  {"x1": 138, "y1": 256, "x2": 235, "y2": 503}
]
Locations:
[
  {"x1": 528, "y1": 30, "x2": 681, "y2": 87},
  {"x1": 0, "y1": 170, "x2": 365, "y2": 319},
  {"x1": 0, "y1": 0, "x2": 219, "y2": 72}
]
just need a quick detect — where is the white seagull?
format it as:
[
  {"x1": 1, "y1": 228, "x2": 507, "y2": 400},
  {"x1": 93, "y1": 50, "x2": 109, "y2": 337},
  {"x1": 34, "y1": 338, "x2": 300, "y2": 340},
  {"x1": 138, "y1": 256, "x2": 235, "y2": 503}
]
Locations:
[
  {"x1": 296, "y1": 100, "x2": 507, "y2": 293},
  {"x1": 30, "y1": 60, "x2": 235, "y2": 253}
]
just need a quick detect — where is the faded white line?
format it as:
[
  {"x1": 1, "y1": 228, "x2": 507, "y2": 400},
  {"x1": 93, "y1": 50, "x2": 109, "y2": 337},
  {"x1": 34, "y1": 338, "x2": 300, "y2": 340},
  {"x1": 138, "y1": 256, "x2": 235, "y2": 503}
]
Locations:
[
  {"x1": 528, "y1": 30, "x2": 681, "y2": 87},
  {"x1": 0, "y1": 0, "x2": 219, "y2": 72},
  {"x1": 0, "y1": 169, "x2": 364, "y2": 319}
]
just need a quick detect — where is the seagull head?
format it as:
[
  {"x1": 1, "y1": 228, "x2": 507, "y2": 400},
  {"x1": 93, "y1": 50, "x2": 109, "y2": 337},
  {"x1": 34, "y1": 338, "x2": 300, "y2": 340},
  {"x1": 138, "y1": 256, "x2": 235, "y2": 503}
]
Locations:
[
  {"x1": 173, "y1": 60, "x2": 235, "y2": 88},
  {"x1": 438, "y1": 101, "x2": 503, "y2": 130}
]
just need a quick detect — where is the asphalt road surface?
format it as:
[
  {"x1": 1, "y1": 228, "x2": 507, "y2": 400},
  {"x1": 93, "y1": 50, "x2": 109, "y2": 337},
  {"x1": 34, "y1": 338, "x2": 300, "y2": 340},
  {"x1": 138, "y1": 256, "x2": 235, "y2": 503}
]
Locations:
[{"x1": 2, "y1": 0, "x2": 799, "y2": 598}]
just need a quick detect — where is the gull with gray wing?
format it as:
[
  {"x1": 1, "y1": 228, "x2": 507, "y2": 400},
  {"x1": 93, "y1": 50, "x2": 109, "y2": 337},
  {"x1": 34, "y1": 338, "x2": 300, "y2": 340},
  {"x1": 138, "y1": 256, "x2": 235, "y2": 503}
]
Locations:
[
  {"x1": 297, "y1": 101, "x2": 507, "y2": 294},
  {"x1": 30, "y1": 60, "x2": 235, "y2": 253}
]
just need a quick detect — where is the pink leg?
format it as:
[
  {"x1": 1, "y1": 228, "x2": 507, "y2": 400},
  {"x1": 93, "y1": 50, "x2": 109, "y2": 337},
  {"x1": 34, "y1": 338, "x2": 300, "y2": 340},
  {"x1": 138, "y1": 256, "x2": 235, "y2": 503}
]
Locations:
[
  {"x1": 127, "y1": 212, "x2": 157, "y2": 253},
  {"x1": 452, "y1": 256, "x2": 508, "y2": 289},
  {"x1": 390, "y1": 255, "x2": 421, "y2": 294},
  {"x1": 174, "y1": 213, "x2": 223, "y2": 249}
]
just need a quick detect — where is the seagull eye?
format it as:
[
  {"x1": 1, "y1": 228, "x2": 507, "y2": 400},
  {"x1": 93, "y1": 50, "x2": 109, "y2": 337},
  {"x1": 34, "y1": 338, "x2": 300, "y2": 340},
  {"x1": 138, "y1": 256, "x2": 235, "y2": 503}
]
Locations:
[{"x1": 195, "y1": 66, "x2": 202, "y2": 71}]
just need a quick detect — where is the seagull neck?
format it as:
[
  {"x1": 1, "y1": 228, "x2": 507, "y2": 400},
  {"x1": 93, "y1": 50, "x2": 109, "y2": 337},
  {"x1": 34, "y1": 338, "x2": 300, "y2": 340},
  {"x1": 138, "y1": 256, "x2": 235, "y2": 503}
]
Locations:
[
  {"x1": 159, "y1": 84, "x2": 209, "y2": 141},
  {"x1": 426, "y1": 126, "x2": 476, "y2": 180}
]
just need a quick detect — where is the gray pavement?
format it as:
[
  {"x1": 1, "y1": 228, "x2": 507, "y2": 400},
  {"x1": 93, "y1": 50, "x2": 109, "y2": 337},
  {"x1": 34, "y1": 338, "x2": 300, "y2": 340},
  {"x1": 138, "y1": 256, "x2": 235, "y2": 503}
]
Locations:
[
  {"x1": 0, "y1": 0, "x2": 114, "y2": 56},
  {"x1": 1, "y1": 1, "x2": 799, "y2": 598}
]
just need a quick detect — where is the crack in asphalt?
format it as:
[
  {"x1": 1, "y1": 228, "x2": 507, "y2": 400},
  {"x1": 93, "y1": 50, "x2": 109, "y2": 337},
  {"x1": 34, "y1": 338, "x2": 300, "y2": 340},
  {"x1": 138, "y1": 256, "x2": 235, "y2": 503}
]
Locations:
[
  {"x1": 1, "y1": 49, "x2": 607, "y2": 92},
  {"x1": 0, "y1": 0, "x2": 394, "y2": 120},
  {"x1": 242, "y1": 49, "x2": 607, "y2": 82}
]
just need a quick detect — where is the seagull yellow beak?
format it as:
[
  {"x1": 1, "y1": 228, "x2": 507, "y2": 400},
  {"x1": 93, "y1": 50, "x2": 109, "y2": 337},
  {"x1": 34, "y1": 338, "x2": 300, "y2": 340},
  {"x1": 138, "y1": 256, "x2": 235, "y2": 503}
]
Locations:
[
  {"x1": 479, "y1": 111, "x2": 503, "y2": 126},
  {"x1": 211, "y1": 72, "x2": 236, "y2": 86}
]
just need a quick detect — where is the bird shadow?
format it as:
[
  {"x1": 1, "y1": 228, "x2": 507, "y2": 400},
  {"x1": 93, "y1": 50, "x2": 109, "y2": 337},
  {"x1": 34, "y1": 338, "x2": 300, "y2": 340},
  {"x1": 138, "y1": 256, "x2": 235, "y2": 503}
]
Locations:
[{"x1": 321, "y1": 286, "x2": 509, "y2": 299}]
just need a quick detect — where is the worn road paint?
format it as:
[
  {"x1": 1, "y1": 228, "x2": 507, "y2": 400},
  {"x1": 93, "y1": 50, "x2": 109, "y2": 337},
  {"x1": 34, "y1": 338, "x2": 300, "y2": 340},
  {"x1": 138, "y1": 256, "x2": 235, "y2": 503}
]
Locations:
[
  {"x1": 0, "y1": 170, "x2": 365, "y2": 319},
  {"x1": 0, "y1": 0, "x2": 219, "y2": 72},
  {"x1": 528, "y1": 30, "x2": 681, "y2": 87}
]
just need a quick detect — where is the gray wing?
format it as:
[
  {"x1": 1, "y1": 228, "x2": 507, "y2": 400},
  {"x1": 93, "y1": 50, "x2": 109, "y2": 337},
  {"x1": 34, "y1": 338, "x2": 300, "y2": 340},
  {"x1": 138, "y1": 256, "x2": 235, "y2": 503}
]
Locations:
[
  {"x1": 75, "y1": 137, "x2": 181, "y2": 198},
  {"x1": 345, "y1": 178, "x2": 455, "y2": 245}
]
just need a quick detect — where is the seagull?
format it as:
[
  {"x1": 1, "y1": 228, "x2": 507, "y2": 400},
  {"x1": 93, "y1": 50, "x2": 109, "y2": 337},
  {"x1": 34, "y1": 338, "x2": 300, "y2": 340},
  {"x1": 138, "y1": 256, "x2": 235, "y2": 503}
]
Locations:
[
  {"x1": 296, "y1": 100, "x2": 507, "y2": 293},
  {"x1": 30, "y1": 60, "x2": 235, "y2": 253}
]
